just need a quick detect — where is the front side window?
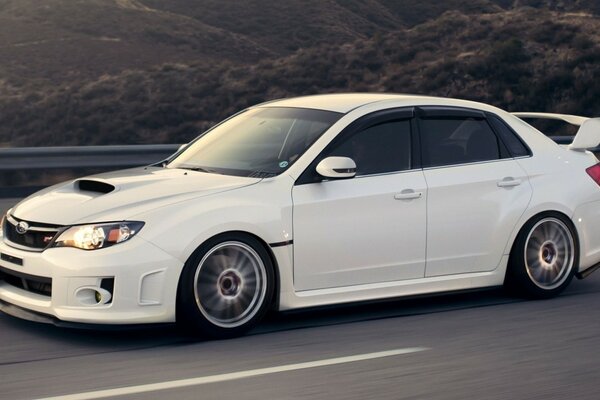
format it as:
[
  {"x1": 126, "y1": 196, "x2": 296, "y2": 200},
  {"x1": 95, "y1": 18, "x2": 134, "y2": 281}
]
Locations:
[
  {"x1": 324, "y1": 119, "x2": 412, "y2": 176},
  {"x1": 420, "y1": 117, "x2": 503, "y2": 168},
  {"x1": 168, "y1": 107, "x2": 341, "y2": 177}
]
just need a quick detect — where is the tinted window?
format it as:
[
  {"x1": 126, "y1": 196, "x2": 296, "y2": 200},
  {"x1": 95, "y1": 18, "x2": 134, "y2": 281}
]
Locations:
[
  {"x1": 420, "y1": 118, "x2": 502, "y2": 167},
  {"x1": 168, "y1": 107, "x2": 341, "y2": 177},
  {"x1": 325, "y1": 120, "x2": 411, "y2": 176},
  {"x1": 488, "y1": 115, "x2": 531, "y2": 157}
]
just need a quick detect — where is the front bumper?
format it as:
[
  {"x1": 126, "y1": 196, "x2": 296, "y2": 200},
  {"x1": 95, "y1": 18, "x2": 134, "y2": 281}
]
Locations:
[{"x1": 0, "y1": 236, "x2": 184, "y2": 324}]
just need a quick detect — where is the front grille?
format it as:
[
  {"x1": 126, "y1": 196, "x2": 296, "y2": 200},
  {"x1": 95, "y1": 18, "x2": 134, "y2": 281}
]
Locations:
[
  {"x1": 3, "y1": 216, "x2": 61, "y2": 251},
  {"x1": 0, "y1": 266, "x2": 52, "y2": 297}
]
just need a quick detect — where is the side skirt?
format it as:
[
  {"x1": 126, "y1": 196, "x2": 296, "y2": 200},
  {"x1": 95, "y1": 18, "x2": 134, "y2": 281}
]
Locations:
[
  {"x1": 576, "y1": 261, "x2": 600, "y2": 280},
  {"x1": 274, "y1": 251, "x2": 509, "y2": 311}
]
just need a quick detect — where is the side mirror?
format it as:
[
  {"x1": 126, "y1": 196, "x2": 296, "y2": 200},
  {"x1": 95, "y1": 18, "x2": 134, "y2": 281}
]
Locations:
[{"x1": 315, "y1": 156, "x2": 356, "y2": 179}]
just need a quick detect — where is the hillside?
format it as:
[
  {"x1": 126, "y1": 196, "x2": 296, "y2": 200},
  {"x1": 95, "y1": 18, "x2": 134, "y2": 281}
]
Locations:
[
  {"x1": 0, "y1": 0, "x2": 269, "y2": 83},
  {"x1": 0, "y1": 1, "x2": 599, "y2": 146}
]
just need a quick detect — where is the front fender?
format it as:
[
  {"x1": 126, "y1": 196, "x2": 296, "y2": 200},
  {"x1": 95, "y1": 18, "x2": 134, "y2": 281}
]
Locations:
[{"x1": 133, "y1": 176, "x2": 294, "y2": 264}]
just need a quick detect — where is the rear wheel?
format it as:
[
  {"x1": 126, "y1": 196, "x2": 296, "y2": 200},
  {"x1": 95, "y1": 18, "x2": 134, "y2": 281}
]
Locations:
[
  {"x1": 506, "y1": 213, "x2": 578, "y2": 298},
  {"x1": 177, "y1": 233, "x2": 275, "y2": 338}
]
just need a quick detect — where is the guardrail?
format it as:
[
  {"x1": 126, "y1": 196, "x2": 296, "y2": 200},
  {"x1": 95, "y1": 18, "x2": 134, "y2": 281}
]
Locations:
[
  {"x1": 0, "y1": 138, "x2": 598, "y2": 198},
  {"x1": 0, "y1": 144, "x2": 180, "y2": 170},
  {"x1": 551, "y1": 136, "x2": 573, "y2": 145},
  {"x1": 0, "y1": 144, "x2": 180, "y2": 198}
]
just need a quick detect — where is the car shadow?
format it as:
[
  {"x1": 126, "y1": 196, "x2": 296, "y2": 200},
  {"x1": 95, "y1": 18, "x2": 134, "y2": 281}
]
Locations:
[
  {"x1": 2, "y1": 274, "x2": 598, "y2": 356},
  {"x1": 1, "y1": 287, "x2": 515, "y2": 345},
  {"x1": 256, "y1": 286, "x2": 519, "y2": 335}
]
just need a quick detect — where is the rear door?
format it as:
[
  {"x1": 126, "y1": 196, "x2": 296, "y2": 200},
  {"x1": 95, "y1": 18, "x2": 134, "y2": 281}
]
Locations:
[{"x1": 417, "y1": 107, "x2": 533, "y2": 277}]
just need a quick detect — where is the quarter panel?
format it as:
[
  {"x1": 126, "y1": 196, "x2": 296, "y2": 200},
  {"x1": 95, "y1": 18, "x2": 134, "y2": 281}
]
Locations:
[{"x1": 512, "y1": 148, "x2": 600, "y2": 270}]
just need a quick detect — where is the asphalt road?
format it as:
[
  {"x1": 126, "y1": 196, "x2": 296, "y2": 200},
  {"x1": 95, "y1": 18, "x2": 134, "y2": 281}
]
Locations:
[{"x1": 0, "y1": 272, "x2": 599, "y2": 400}]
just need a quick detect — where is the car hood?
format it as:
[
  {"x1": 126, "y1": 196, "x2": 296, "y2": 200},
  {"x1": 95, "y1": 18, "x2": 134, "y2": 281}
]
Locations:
[{"x1": 10, "y1": 167, "x2": 261, "y2": 225}]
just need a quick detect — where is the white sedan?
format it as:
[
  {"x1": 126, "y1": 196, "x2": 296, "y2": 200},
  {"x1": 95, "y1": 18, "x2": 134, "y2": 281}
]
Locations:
[{"x1": 1, "y1": 93, "x2": 600, "y2": 337}]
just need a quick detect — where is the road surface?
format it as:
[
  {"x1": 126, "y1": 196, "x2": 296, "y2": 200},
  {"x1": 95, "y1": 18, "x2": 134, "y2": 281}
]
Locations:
[{"x1": 0, "y1": 272, "x2": 599, "y2": 399}]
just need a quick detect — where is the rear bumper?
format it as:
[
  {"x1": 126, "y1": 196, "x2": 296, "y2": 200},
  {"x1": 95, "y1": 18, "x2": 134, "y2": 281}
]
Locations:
[
  {"x1": 574, "y1": 200, "x2": 600, "y2": 274},
  {"x1": 0, "y1": 236, "x2": 183, "y2": 325}
]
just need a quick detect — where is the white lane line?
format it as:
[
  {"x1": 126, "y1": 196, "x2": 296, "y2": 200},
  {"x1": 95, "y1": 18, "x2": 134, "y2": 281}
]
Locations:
[{"x1": 37, "y1": 347, "x2": 429, "y2": 400}]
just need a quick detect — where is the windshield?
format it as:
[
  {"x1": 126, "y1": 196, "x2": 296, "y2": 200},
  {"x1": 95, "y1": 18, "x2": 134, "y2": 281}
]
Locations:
[{"x1": 167, "y1": 107, "x2": 341, "y2": 177}]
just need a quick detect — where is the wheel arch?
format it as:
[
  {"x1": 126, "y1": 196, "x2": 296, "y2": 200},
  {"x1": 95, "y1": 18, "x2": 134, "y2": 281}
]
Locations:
[
  {"x1": 506, "y1": 209, "x2": 580, "y2": 268},
  {"x1": 504, "y1": 209, "x2": 580, "y2": 297},
  {"x1": 175, "y1": 230, "x2": 281, "y2": 316}
]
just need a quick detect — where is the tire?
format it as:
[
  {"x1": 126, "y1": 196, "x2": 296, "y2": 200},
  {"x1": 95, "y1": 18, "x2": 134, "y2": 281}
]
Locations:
[
  {"x1": 177, "y1": 233, "x2": 275, "y2": 338},
  {"x1": 505, "y1": 213, "x2": 578, "y2": 299}
]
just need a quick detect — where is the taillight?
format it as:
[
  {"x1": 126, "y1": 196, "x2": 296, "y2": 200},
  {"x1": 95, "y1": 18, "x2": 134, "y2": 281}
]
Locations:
[{"x1": 586, "y1": 164, "x2": 600, "y2": 186}]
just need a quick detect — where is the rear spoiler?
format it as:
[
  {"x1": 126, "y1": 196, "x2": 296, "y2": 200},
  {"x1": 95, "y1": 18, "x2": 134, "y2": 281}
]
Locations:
[{"x1": 512, "y1": 112, "x2": 600, "y2": 151}]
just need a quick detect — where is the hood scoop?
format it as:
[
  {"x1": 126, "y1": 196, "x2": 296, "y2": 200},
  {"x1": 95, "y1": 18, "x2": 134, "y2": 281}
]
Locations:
[{"x1": 75, "y1": 179, "x2": 115, "y2": 194}]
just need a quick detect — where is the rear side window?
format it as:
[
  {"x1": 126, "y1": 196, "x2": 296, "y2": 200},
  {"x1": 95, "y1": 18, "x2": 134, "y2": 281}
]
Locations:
[
  {"x1": 420, "y1": 117, "x2": 503, "y2": 168},
  {"x1": 325, "y1": 120, "x2": 411, "y2": 176},
  {"x1": 488, "y1": 115, "x2": 531, "y2": 157}
]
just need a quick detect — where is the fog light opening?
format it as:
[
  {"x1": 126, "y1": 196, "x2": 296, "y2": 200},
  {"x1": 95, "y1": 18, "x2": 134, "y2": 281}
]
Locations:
[{"x1": 75, "y1": 287, "x2": 113, "y2": 306}]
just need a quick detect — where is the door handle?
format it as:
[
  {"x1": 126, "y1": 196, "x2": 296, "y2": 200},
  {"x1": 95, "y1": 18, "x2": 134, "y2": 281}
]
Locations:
[
  {"x1": 497, "y1": 178, "x2": 522, "y2": 188},
  {"x1": 394, "y1": 190, "x2": 422, "y2": 200}
]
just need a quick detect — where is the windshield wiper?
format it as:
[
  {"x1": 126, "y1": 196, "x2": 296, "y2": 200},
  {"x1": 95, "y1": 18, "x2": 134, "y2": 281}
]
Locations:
[
  {"x1": 177, "y1": 166, "x2": 217, "y2": 174},
  {"x1": 247, "y1": 170, "x2": 277, "y2": 178}
]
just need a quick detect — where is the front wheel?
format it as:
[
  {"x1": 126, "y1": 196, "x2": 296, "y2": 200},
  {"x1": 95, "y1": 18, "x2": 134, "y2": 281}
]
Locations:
[
  {"x1": 177, "y1": 234, "x2": 275, "y2": 338},
  {"x1": 506, "y1": 214, "x2": 578, "y2": 298}
]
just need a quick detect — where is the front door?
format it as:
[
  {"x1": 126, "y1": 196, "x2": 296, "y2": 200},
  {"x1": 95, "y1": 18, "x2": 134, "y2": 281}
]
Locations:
[{"x1": 292, "y1": 111, "x2": 427, "y2": 291}]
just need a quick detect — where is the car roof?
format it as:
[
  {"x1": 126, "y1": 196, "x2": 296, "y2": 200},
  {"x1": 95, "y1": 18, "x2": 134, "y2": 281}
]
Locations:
[{"x1": 255, "y1": 93, "x2": 500, "y2": 114}]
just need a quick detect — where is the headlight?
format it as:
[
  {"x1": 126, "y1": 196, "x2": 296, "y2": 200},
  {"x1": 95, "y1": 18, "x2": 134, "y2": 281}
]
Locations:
[{"x1": 52, "y1": 221, "x2": 144, "y2": 250}]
